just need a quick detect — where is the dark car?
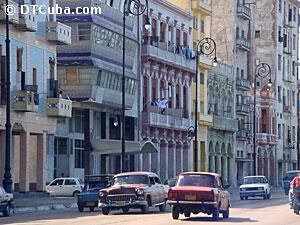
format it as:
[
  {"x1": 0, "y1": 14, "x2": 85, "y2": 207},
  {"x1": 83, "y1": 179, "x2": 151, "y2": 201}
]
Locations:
[
  {"x1": 167, "y1": 172, "x2": 230, "y2": 221},
  {"x1": 0, "y1": 186, "x2": 14, "y2": 217},
  {"x1": 77, "y1": 175, "x2": 113, "y2": 212},
  {"x1": 283, "y1": 171, "x2": 300, "y2": 195}
]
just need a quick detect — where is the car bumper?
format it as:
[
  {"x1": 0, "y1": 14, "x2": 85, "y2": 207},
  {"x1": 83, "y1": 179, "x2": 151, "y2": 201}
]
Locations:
[
  {"x1": 99, "y1": 200, "x2": 148, "y2": 209},
  {"x1": 240, "y1": 191, "x2": 266, "y2": 197},
  {"x1": 167, "y1": 200, "x2": 217, "y2": 206},
  {"x1": 78, "y1": 201, "x2": 98, "y2": 208}
]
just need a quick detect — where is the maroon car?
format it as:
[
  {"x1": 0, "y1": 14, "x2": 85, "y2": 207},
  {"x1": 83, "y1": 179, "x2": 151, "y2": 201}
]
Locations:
[
  {"x1": 99, "y1": 172, "x2": 168, "y2": 215},
  {"x1": 167, "y1": 172, "x2": 230, "y2": 221}
]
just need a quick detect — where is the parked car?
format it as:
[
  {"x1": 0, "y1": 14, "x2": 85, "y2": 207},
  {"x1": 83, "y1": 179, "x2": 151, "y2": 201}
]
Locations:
[
  {"x1": 167, "y1": 172, "x2": 230, "y2": 221},
  {"x1": 99, "y1": 172, "x2": 169, "y2": 215},
  {"x1": 239, "y1": 176, "x2": 271, "y2": 200},
  {"x1": 46, "y1": 178, "x2": 83, "y2": 196},
  {"x1": 164, "y1": 178, "x2": 177, "y2": 188},
  {"x1": 0, "y1": 186, "x2": 14, "y2": 217},
  {"x1": 283, "y1": 171, "x2": 300, "y2": 195},
  {"x1": 77, "y1": 174, "x2": 114, "y2": 212}
]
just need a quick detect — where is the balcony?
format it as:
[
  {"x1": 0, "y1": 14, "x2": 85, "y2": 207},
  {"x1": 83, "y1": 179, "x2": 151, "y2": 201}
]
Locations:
[
  {"x1": 236, "y1": 103, "x2": 251, "y2": 115},
  {"x1": 142, "y1": 106, "x2": 190, "y2": 130},
  {"x1": 142, "y1": 43, "x2": 196, "y2": 72},
  {"x1": 237, "y1": 4, "x2": 251, "y2": 20},
  {"x1": 236, "y1": 78, "x2": 251, "y2": 91},
  {"x1": 0, "y1": 0, "x2": 19, "y2": 24},
  {"x1": 256, "y1": 133, "x2": 277, "y2": 145},
  {"x1": 14, "y1": 8, "x2": 37, "y2": 32},
  {"x1": 212, "y1": 116, "x2": 238, "y2": 132},
  {"x1": 236, "y1": 38, "x2": 250, "y2": 51},
  {"x1": 46, "y1": 98, "x2": 72, "y2": 118},
  {"x1": 13, "y1": 90, "x2": 39, "y2": 112},
  {"x1": 45, "y1": 21, "x2": 71, "y2": 45},
  {"x1": 236, "y1": 129, "x2": 250, "y2": 140},
  {"x1": 283, "y1": 105, "x2": 292, "y2": 113}
]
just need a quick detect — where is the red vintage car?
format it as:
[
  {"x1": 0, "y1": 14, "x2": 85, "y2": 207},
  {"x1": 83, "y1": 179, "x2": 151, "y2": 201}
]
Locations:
[{"x1": 167, "y1": 172, "x2": 230, "y2": 221}]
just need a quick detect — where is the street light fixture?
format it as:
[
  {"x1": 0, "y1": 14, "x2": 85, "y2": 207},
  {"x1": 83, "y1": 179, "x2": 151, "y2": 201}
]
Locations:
[
  {"x1": 194, "y1": 38, "x2": 217, "y2": 172},
  {"x1": 122, "y1": 0, "x2": 150, "y2": 172},
  {"x1": 253, "y1": 62, "x2": 272, "y2": 176}
]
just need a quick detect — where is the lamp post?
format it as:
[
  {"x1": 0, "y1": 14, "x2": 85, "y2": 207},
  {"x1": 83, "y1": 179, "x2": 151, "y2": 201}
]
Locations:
[
  {"x1": 122, "y1": 0, "x2": 150, "y2": 172},
  {"x1": 194, "y1": 38, "x2": 217, "y2": 172},
  {"x1": 253, "y1": 62, "x2": 272, "y2": 176},
  {"x1": 3, "y1": 0, "x2": 12, "y2": 193}
]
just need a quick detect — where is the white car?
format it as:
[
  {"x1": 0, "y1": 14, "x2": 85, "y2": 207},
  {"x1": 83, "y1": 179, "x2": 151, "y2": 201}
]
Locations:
[
  {"x1": 239, "y1": 176, "x2": 271, "y2": 200},
  {"x1": 46, "y1": 178, "x2": 83, "y2": 196}
]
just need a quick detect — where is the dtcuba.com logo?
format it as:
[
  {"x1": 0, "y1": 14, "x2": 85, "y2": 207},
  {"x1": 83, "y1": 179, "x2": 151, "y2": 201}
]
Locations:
[{"x1": 4, "y1": 4, "x2": 101, "y2": 16}]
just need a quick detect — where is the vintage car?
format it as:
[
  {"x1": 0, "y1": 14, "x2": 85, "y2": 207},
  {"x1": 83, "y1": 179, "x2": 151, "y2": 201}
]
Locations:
[
  {"x1": 239, "y1": 176, "x2": 271, "y2": 200},
  {"x1": 99, "y1": 172, "x2": 168, "y2": 215},
  {"x1": 77, "y1": 175, "x2": 113, "y2": 212},
  {"x1": 167, "y1": 172, "x2": 230, "y2": 221},
  {"x1": 0, "y1": 186, "x2": 14, "y2": 217},
  {"x1": 283, "y1": 170, "x2": 300, "y2": 195}
]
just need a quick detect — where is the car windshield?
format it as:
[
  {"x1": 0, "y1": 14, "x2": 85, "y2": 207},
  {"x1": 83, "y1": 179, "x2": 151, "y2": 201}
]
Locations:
[
  {"x1": 243, "y1": 177, "x2": 266, "y2": 184},
  {"x1": 177, "y1": 175, "x2": 217, "y2": 187},
  {"x1": 113, "y1": 175, "x2": 149, "y2": 185},
  {"x1": 283, "y1": 172, "x2": 299, "y2": 181},
  {"x1": 83, "y1": 181, "x2": 109, "y2": 191}
]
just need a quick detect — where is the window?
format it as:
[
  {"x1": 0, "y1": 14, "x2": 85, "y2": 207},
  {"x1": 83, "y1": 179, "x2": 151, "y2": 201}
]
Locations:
[
  {"x1": 279, "y1": 0, "x2": 282, "y2": 12},
  {"x1": 278, "y1": 55, "x2": 282, "y2": 70},
  {"x1": 50, "y1": 179, "x2": 63, "y2": 186},
  {"x1": 255, "y1": 30, "x2": 260, "y2": 38},
  {"x1": 293, "y1": 126, "x2": 296, "y2": 141},
  {"x1": 32, "y1": 68, "x2": 37, "y2": 86},
  {"x1": 241, "y1": 69, "x2": 244, "y2": 79},
  {"x1": 74, "y1": 110, "x2": 85, "y2": 133},
  {"x1": 292, "y1": 91, "x2": 295, "y2": 106},
  {"x1": 292, "y1": 61, "x2": 295, "y2": 76},
  {"x1": 236, "y1": 27, "x2": 240, "y2": 38},
  {"x1": 78, "y1": 24, "x2": 91, "y2": 41},
  {"x1": 278, "y1": 124, "x2": 281, "y2": 139},
  {"x1": 193, "y1": 16, "x2": 198, "y2": 29},
  {"x1": 293, "y1": 7, "x2": 296, "y2": 21},
  {"x1": 66, "y1": 68, "x2": 77, "y2": 85},
  {"x1": 278, "y1": 86, "x2": 282, "y2": 102},
  {"x1": 65, "y1": 179, "x2": 77, "y2": 185},
  {"x1": 200, "y1": 20, "x2": 205, "y2": 33},
  {"x1": 78, "y1": 68, "x2": 91, "y2": 84},
  {"x1": 154, "y1": 177, "x2": 161, "y2": 184},
  {"x1": 75, "y1": 139, "x2": 84, "y2": 169},
  {"x1": 293, "y1": 34, "x2": 296, "y2": 50},
  {"x1": 17, "y1": 48, "x2": 23, "y2": 71},
  {"x1": 236, "y1": 67, "x2": 239, "y2": 78},
  {"x1": 200, "y1": 73, "x2": 204, "y2": 84}
]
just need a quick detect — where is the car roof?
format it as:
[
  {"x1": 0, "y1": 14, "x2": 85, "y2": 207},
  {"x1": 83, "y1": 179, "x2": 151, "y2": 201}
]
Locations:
[
  {"x1": 179, "y1": 172, "x2": 220, "y2": 177},
  {"x1": 243, "y1": 176, "x2": 266, "y2": 178},
  {"x1": 285, "y1": 170, "x2": 300, "y2": 174},
  {"x1": 114, "y1": 172, "x2": 158, "y2": 177}
]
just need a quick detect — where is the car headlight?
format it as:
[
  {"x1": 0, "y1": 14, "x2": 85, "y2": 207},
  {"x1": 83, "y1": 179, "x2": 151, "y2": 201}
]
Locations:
[
  {"x1": 99, "y1": 191, "x2": 107, "y2": 198},
  {"x1": 136, "y1": 188, "x2": 144, "y2": 195}
]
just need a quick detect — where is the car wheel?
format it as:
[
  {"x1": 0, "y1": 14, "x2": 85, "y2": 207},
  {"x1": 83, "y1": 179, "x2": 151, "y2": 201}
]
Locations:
[
  {"x1": 267, "y1": 192, "x2": 271, "y2": 199},
  {"x1": 263, "y1": 192, "x2": 268, "y2": 200},
  {"x1": 102, "y1": 207, "x2": 110, "y2": 215},
  {"x1": 184, "y1": 211, "x2": 191, "y2": 218},
  {"x1": 3, "y1": 204, "x2": 10, "y2": 217},
  {"x1": 73, "y1": 191, "x2": 80, "y2": 197},
  {"x1": 240, "y1": 196, "x2": 244, "y2": 200},
  {"x1": 244, "y1": 197, "x2": 248, "y2": 200},
  {"x1": 122, "y1": 207, "x2": 129, "y2": 214},
  {"x1": 159, "y1": 201, "x2": 166, "y2": 212},
  {"x1": 78, "y1": 205, "x2": 84, "y2": 212},
  {"x1": 172, "y1": 206, "x2": 180, "y2": 220},
  {"x1": 141, "y1": 200, "x2": 149, "y2": 214},
  {"x1": 294, "y1": 206, "x2": 300, "y2": 215},
  {"x1": 89, "y1": 207, "x2": 95, "y2": 212},
  {"x1": 223, "y1": 206, "x2": 229, "y2": 219},
  {"x1": 212, "y1": 207, "x2": 219, "y2": 221}
]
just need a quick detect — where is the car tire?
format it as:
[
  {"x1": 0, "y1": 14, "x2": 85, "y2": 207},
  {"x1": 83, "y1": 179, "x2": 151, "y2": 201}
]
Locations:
[
  {"x1": 184, "y1": 212, "x2": 191, "y2": 218},
  {"x1": 223, "y1": 207, "x2": 229, "y2": 219},
  {"x1": 172, "y1": 206, "x2": 180, "y2": 220},
  {"x1": 294, "y1": 206, "x2": 300, "y2": 215},
  {"x1": 159, "y1": 201, "x2": 166, "y2": 212},
  {"x1": 73, "y1": 191, "x2": 80, "y2": 197},
  {"x1": 263, "y1": 191, "x2": 268, "y2": 200},
  {"x1": 244, "y1": 197, "x2": 248, "y2": 200},
  {"x1": 78, "y1": 205, "x2": 84, "y2": 212},
  {"x1": 102, "y1": 207, "x2": 110, "y2": 215},
  {"x1": 89, "y1": 207, "x2": 95, "y2": 212},
  {"x1": 267, "y1": 192, "x2": 271, "y2": 199},
  {"x1": 240, "y1": 196, "x2": 244, "y2": 200},
  {"x1": 141, "y1": 200, "x2": 149, "y2": 214},
  {"x1": 212, "y1": 207, "x2": 219, "y2": 221},
  {"x1": 122, "y1": 207, "x2": 129, "y2": 214},
  {"x1": 3, "y1": 204, "x2": 10, "y2": 217}
]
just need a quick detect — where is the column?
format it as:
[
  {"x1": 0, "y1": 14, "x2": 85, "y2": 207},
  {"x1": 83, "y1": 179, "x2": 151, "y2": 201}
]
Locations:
[
  {"x1": 172, "y1": 22, "x2": 177, "y2": 45},
  {"x1": 156, "y1": 14, "x2": 161, "y2": 41},
  {"x1": 176, "y1": 142, "x2": 183, "y2": 175},
  {"x1": 160, "y1": 140, "x2": 168, "y2": 181},
  {"x1": 165, "y1": 18, "x2": 169, "y2": 44},
  {"x1": 180, "y1": 24, "x2": 184, "y2": 46},
  {"x1": 216, "y1": 156, "x2": 221, "y2": 174},
  {"x1": 182, "y1": 142, "x2": 189, "y2": 172},
  {"x1": 209, "y1": 155, "x2": 215, "y2": 172},
  {"x1": 222, "y1": 156, "x2": 228, "y2": 183},
  {"x1": 187, "y1": 85, "x2": 192, "y2": 117},
  {"x1": 156, "y1": 78, "x2": 160, "y2": 100},
  {"x1": 186, "y1": 28, "x2": 191, "y2": 48},
  {"x1": 147, "y1": 76, "x2": 152, "y2": 103},
  {"x1": 0, "y1": 131, "x2": 5, "y2": 182},
  {"x1": 179, "y1": 85, "x2": 183, "y2": 109},
  {"x1": 172, "y1": 85, "x2": 176, "y2": 109},
  {"x1": 168, "y1": 141, "x2": 175, "y2": 179},
  {"x1": 36, "y1": 133, "x2": 47, "y2": 191},
  {"x1": 19, "y1": 132, "x2": 30, "y2": 192}
]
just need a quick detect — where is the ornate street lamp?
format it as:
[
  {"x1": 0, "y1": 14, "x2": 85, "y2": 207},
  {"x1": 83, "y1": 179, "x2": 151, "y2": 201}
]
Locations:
[
  {"x1": 122, "y1": 0, "x2": 151, "y2": 172},
  {"x1": 3, "y1": 0, "x2": 12, "y2": 193},
  {"x1": 193, "y1": 38, "x2": 217, "y2": 172},
  {"x1": 253, "y1": 62, "x2": 272, "y2": 175}
]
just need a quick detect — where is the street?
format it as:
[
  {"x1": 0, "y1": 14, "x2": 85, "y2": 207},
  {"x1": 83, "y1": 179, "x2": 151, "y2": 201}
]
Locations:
[{"x1": 0, "y1": 193, "x2": 298, "y2": 225}]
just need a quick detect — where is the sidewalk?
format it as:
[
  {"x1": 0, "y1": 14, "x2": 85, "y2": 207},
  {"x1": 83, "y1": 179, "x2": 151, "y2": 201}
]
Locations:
[{"x1": 13, "y1": 192, "x2": 77, "y2": 214}]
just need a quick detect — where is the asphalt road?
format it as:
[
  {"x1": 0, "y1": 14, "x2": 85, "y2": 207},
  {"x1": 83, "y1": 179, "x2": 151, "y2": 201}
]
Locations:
[{"x1": 0, "y1": 193, "x2": 298, "y2": 225}]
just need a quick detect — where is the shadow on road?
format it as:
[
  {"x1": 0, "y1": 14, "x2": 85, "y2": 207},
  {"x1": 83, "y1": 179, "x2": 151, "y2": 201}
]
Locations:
[{"x1": 183, "y1": 216, "x2": 258, "y2": 223}]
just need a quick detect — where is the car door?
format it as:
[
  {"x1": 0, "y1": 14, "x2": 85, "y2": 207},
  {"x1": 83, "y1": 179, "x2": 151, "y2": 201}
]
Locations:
[
  {"x1": 0, "y1": 187, "x2": 4, "y2": 209},
  {"x1": 48, "y1": 179, "x2": 64, "y2": 196},
  {"x1": 154, "y1": 176, "x2": 164, "y2": 203},
  {"x1": 64, "y1": 179, "x2": 78, "y2": 196},
  {"x1": 149, "y1": 176, "x2": 159, "y2": 204},
  {"x1": 217, "y1": 177, "x2": 226, "y2": 211}
]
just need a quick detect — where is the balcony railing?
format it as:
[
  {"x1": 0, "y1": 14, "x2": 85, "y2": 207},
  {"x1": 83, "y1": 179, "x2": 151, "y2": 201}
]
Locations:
[
  {"x1": 236, "y1": 38, "x2": 250, "y2": 51},
  {"x1": 45, "y1": 21, "x2": 71, "y2": 45},
  {"x1": 236, "y1": 103, "x2": 250, "y2": 114},
  {"x1": 13, "y1": 90, "x2": 39, "y2": 112},
  {"x1": 14, "y1": 8, "x2": 37, "y2": 32},
  {"x1": 212, "y1": 115, "x2": 238, "y2": 132},
  {"x1": 0, "y1": 0, "x2": 19, "y2": 24},
  {"x1": 46, "y1": 98, "x2": 72, "y2": 118},
  {"x1": 237, "y1": 4, "x2": 251, "y2": 20},
  {"x1": 256, "y1": 133, "x2": 277, "y2": 145},
  {"x1": 236, "y1": 130, "x2": 250, "y2": 140},
  {"x1": 236, "y1": 78, "x2": 251, "y2": 90}
]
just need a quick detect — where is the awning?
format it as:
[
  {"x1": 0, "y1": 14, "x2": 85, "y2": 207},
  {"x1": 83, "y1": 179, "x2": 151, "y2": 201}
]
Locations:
[{"x1": 91, "y1": 139, "x2": 158, "y2": 155}]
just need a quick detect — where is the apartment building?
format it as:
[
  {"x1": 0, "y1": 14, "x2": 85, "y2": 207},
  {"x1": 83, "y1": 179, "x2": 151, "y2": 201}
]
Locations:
[{"x1": 0, "y1": 0, "x2": 72, "y2": 191}]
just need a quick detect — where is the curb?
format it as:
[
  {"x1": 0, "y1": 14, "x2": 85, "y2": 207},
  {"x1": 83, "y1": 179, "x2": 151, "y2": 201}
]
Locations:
[{"x1": 14, "y1": 203, "x2": 77, "y2": 214}]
